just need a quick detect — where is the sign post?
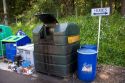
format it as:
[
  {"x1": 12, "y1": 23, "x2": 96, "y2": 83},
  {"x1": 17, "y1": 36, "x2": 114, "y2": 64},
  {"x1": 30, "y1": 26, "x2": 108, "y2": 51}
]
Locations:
[{"x1": 91, "y1": 7, "x2": 110, "y2": 54}]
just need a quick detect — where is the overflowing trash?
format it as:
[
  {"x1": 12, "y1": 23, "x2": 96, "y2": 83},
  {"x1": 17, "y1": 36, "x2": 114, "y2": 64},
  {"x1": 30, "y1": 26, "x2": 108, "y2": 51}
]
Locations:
[
  {"x1": 5, "y1": 43, "x2": 35, "y2": 76},
  {"x1": 0, "y1": 27, "x2": 35, "y2": 76},
  {"x1": 17, "y1": 44, "x2": 34, "y2": 66},
  {"x1": 2, "y1": 35, "x2": 31, "y2": 62},
  {"x1": 8, "y1": 63, "x2": 35, "y2": 76}
]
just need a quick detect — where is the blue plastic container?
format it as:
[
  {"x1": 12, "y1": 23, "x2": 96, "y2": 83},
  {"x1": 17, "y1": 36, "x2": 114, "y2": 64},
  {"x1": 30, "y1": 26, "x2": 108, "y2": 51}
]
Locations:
[
  {"x1": 77, "y1": 48, "x2": 97, "y2": 82},
  {"x1": 5, "y1": 43, "x2": 16, "y2": 62},
  {"x1": 4, "y1": 35, "x2": 31, "y2": 62},
  {"x1": 81, "y1": 44, "x2": 97, "y2": 51}
]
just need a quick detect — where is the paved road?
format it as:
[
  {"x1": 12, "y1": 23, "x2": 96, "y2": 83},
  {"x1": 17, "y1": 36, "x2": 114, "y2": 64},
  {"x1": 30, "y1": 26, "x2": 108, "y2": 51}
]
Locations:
[
  {"x1": 0, "y1": 69, "x2": 83, "y2": 83},
  {"x1": 0, "y1": 69, "x2": 54, "y2": 83}
]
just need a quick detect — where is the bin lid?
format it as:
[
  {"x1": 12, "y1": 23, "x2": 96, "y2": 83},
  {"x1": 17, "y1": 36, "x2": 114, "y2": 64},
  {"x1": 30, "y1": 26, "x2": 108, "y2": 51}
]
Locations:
[
  {"x1": 35, "y1": 13, "x2": 58, "y2": 24},
  {"x1": 2, "y1": 35, "x2": 26, "y2": 42},
  {"x1": 77, "y1": 48, "x2": 97, "y2": 55}
]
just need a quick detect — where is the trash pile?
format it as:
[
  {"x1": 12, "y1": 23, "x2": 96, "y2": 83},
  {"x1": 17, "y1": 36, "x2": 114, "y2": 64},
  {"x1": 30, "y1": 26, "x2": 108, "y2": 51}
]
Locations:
[
  {"x1": 3, "y1": 42, "x2": 35, "y2": 76},
  {"x1": 4, "y1": 43, "x2": 35, "y2": 76},
  {"x1": 0, "y1": 25, "x2": 35, "y2": 76},
  {"x1": 8, "y1": 43, "x2": 34, "y2": 75},
  {"x1": 8, "y1": 63, "x2": 34, "y2": 76}
]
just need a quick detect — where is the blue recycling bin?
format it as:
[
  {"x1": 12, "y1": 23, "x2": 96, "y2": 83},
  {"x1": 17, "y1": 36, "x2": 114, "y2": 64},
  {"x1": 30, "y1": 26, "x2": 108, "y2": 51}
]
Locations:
[
  {"x1": 77, "y1": 48, "x2": 97, "y2": 82},
  {"x1": 2, "y1": 35, "x2": 31, "y2": 62},
  {"x1": 5, "y1": 43, "x2": 16, "y2": 62},
  {"x1": 81, "y1": 44, "x2": 97, "y2": 51}
]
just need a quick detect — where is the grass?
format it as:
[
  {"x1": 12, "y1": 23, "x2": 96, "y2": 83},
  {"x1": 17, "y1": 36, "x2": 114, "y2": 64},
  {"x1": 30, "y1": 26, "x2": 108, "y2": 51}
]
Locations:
[{"x1": 11, "y1": 13, "x2": 125, "y2": 67}]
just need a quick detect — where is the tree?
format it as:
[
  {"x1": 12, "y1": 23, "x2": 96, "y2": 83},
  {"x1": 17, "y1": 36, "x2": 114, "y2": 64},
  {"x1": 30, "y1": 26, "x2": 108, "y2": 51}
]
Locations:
[
  {"x1": 109, "y1": 0, "x2": 113, "y2": 13},
  {"x1": 121, "y1": 0, "x2": 125, "y2": 16}
]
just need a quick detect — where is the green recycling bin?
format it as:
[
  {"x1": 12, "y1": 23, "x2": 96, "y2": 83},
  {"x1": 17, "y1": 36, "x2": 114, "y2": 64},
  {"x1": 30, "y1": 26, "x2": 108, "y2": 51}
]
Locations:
[
  {"x1": 33, "y1": 14, "x2": 80, "y2": 77},
  {"x1": 0, "y1": 25, "x2": 12, "y2": 57}
]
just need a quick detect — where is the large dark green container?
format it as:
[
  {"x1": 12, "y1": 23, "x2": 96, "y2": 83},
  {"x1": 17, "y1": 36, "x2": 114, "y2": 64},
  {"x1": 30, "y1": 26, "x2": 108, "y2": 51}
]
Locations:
[
  {"x1": 33, "y1": 14, "x2": 80, "y2": 77},
  {"x1": 35, "y1": 62, "x2": 77, "y2": 77}
]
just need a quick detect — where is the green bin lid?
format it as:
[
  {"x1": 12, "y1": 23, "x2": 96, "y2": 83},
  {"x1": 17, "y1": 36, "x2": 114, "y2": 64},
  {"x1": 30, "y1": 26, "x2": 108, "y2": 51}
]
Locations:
[{"x1": 2, "y1": 35, "x2": 25, "y2": 42}]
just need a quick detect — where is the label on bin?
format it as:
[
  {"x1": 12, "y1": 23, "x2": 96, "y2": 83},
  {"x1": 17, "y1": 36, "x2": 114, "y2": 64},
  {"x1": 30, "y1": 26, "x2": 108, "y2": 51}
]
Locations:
[
  {"x1": 68, "y1": 35, "x2": 80, "y2": 44},
  {"x1": 82, "y1": 63, "x2": 92, "y2": 72}
]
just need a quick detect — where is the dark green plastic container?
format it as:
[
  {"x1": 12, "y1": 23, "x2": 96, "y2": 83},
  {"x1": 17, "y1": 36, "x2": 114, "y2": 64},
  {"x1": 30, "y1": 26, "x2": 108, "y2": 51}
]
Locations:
[
  {"x1": 34, "y1": 53, "x2": 77, "y2": 65},
  {"x1": 33, "y1": 14, "x2": 80, "y2": 77},
  {"x1": 35, "y1": 62, "x2": 77, "y2": 77}
]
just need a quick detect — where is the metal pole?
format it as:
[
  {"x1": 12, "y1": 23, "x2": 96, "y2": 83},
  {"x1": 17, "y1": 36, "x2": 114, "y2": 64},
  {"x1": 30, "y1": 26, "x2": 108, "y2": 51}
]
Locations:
[
  {"x1": 97, "y1": 16, "x2": 102, "y2": 53},
  {"x1": 97, "y1": 0, "x2": 102, "y2": 53},
  {"x1": 3, "y1": 0, "x2": 8, "y2": 25}
]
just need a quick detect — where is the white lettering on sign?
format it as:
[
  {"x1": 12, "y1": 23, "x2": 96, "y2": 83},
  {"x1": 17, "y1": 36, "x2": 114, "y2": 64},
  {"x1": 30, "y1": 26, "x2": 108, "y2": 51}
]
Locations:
[{"x1": 91, "y1": 7, "x2": 110, "y2": 16}]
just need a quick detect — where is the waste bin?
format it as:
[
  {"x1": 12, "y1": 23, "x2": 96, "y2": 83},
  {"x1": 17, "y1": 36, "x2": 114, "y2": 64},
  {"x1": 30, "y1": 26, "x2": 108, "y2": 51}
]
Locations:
[
  {"x1": 33, "y1": 13, "x2": 80, "y2": 77},
  {"x1": 2, "y1": 35, "x2": 31, "y2": 62},
  {"x1": 0, "y1": 25, "x2": 12, "y2": 57},
  {"x1": 77, "y1": 48, "x2": 97, "y2": 82}
]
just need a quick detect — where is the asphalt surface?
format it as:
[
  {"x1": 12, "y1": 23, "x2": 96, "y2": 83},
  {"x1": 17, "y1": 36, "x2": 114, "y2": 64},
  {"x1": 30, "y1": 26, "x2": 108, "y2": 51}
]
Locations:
[
  {"x1": 0, "y1": 69, "x2": 83, "y2": 83},
  {"x1": 0, "y1": 69, "x2": 54, "y2": 83}
]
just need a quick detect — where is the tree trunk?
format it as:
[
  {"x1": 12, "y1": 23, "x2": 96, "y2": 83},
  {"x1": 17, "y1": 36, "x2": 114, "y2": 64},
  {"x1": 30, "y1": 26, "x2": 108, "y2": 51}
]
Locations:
[
  {"x1": 60, "y1": 0, "x2": 74, "y2": 16},
  {"x1": 121, "y1": 0, "x2": 125, "y2": 16},
  {"x1": 67, "y1": 0, "x2": 75, "y2": 15},
  {"x1": 109, "y1": 0, "x2": 113, "y2": 13}
]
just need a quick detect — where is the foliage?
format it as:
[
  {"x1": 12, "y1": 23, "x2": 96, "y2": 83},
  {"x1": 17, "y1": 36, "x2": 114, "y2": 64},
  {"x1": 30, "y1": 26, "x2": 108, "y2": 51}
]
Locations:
[
  {"x1": 0, "y1": 0, "x2": 125, "y2": 67},
  {"x1": 11, "y1": 22, "x2": 38, "y2": 40},
  {"x1": 11, "y1": 13, "x2": 125, "y2": 67},
  {"x1": 1, "y1": 0, "x2": 125, "y2": 21}
]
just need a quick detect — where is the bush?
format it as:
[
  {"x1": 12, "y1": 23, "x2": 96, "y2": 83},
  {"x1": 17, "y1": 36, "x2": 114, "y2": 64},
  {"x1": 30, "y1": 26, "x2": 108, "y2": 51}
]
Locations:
[{"x1": 11, "y1": 13, "x2": 125, "y2": 67}]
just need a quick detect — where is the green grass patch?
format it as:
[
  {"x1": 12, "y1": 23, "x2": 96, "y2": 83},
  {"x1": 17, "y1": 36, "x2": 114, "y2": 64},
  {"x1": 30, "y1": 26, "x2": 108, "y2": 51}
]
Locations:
[{"x1": 11, "y1": 13, "x2": 125, "y2": 67}]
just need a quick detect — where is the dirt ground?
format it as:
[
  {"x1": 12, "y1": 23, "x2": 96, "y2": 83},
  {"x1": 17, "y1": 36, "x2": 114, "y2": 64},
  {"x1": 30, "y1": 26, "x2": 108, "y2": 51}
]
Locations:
[
  {"x1": 0, "y1": 64, "x2": 125, "y2": 83},
  {"x1": 93, "y1": 65, "x2": 125, "y2": 83},
  {"x1": 38, "y1": 64, "x2": 125, "y2": 83}
]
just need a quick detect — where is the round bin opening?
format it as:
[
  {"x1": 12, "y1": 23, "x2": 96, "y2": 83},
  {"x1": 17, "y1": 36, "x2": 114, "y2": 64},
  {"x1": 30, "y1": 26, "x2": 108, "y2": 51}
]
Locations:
[{"x1": 77, "y1": 48, "x2": 97, "y2": 55}]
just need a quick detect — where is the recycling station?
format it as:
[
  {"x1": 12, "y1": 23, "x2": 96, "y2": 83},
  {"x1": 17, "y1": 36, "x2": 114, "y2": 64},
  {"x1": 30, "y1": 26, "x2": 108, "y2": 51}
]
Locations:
[{"x1": 0, "y1": 14, "x2": 98, "y2": 82}]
